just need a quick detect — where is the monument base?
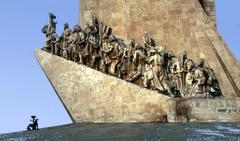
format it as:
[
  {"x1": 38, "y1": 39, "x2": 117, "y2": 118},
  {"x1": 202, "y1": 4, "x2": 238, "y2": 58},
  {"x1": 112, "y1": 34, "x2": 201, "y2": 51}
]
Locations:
[
  {"x1": 167, "y1": 98, "x2": 240, "y2": 122},
  {"x1": 35, "y1": 49, "x2": 240, "y2": 122}
]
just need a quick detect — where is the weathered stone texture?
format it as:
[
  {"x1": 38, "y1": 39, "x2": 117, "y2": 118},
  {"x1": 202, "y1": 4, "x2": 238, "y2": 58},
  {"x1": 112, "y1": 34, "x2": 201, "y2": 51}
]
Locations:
[
  {"x1": 35, "y1": 49, "x2": 169, "y2": 123},
  {"x1": 200, "y1": 0, "x2": 216, "y2": 26},
  {"x1": 80, "y1": 0, "x2": 240, "y2": 97},
  {"x1": 168, "y1": 98, "x2": 240, "y2": 122}
]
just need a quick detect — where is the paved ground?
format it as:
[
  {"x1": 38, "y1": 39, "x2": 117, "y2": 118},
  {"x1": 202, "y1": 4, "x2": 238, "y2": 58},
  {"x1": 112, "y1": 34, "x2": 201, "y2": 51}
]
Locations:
[{"x1": 0, "y1": 123, "x2": 240, "y2": 141}]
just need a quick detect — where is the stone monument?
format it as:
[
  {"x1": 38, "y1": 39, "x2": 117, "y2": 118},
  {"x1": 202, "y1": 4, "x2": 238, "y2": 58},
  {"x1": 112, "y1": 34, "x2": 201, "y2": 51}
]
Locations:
[{"x1": 35, "y1": 0, "x2": 240, "y2": 123}]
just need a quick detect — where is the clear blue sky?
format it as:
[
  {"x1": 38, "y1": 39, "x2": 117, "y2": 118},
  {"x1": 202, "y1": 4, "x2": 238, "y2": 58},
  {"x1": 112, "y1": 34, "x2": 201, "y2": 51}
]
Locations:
[{"x1": 0, "y1": 0, "x2": 239, "y2": 134}]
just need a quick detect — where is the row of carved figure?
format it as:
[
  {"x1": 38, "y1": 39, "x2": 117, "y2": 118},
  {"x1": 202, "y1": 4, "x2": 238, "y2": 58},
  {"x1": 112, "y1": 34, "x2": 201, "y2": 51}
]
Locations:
[{"x1": 42, "y1": 13, "x2": 222, "y2": 98}]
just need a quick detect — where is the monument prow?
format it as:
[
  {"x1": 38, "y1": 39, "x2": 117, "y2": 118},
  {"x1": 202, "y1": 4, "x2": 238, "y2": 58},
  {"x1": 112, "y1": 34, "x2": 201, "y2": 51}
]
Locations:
[
  {"x1": 35, "y1": 49, "x2": 240, "y2": 122},
  {"x1": 35, "y1": 48, "x2": 169, "y2": 123}
]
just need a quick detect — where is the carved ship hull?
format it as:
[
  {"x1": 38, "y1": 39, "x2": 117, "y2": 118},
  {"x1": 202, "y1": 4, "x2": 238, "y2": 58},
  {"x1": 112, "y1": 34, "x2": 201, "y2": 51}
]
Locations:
[{"x1": 35, "y1": 49, "x2": 240, "y2": 122}]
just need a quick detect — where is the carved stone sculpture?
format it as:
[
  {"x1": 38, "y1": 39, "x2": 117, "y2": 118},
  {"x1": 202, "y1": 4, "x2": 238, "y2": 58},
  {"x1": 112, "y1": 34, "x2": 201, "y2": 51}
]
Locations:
[
  {"x1": 57, "y1": 23, "x2": 72, "y2": 59},
  {"x1": 192, "y1": 58, "x2": 207, "y2": 97},
  {"x1": 205, "y1": 67, "x2": 222, "y2": 97},
  {"x1": 143, "y1": 32, "x2": 155, "y2": 57},
  {"x1": 101, "y1": 38, "x2": 113, "y2": 74},
  {"x1": 41, "y1": 13, "x2": 222, "y2": 98},
  {"x1": 42, "y1": 28, "x2": 58, "y2": 54},
  {"x1": 127, "y1": 41, "x2": 145, "y2": 82},
  {"x1": 181, "y1": 60, "x2": 195, "y2": 97}
]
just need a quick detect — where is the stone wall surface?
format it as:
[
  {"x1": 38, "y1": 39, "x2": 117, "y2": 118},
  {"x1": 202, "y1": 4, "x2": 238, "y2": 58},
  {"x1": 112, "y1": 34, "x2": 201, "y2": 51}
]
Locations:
[
  {"x1": 79, "y1": 0, "x2": 240, "y2": 97},
  {"x1": 35, "y1": 48, "x2": 169, "y2": 123},
  {"x1": 200, "y1": 0, "x2": 216, "y2": 26},
  {"x1": 167, "y1": 98, "x2": 240, "y2": 122}
]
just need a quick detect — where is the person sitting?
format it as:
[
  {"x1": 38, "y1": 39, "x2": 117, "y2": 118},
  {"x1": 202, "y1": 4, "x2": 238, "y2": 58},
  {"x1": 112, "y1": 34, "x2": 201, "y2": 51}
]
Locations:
[{"x1": 27, "y1": 115, "x2": 39, "y2": 131}]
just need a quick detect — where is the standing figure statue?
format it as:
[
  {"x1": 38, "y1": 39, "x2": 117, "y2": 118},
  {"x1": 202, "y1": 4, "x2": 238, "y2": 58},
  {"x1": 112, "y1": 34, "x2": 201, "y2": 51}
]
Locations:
[
  {"x1": 54, "y1": 36, "x2": 63, "y2": 56},
  {"x1": 127, "y1": 41, "x2": 146, "y2": 83},
  {"x1": 42, "y1": 13, "x2": 58, "y2": 53},
  {"x1": 55, "y1": 23, "x2": 72, "y2": 58},
  {"x1": 181, "y1": 59, "x2": 195, "y2": 97},
  {"x1": 167, "y1": 51, "x2": 189, "y2": 95},
  {"x1": 27, "y1": 115, "x2": 39, "y2": 131},
  {"x1": 47, "y1": 13, "x2": 57, "y2": 33},
  {"x1": 78, "y1": 26, "x2": 86, "y2": 64},
  {"x1": 143, "y1": 32, "x2": 155, "y2": 57},
  {"x1": 191, "y1": 58, "x2": 207, "y2": 97},
  {"x1": 165, "y1": 51, "x2": 180, "y2": 94},
  {"x1": 42, "y1": 28, "x2": 58, "y2": 54},
  {"x1": 84, "y1": 21, "x2": 99, "y2": 67},
  {"x1": 89, "y1": 33, "x2": 100, "y2": 69},
  {"x1": 178, "y1": 51, "x2": 188, "y2": 90},
  {"x1": 101, "y1": 37, "x2": 113, "y2": 74},
  {"x1": 109, "y1": 37, "x2": 126, "y2": 78},
  {"x1": 143, "y1": 48, "x2": 174, "y2": 97},
  {"x1": 205, "y1": 67, "x2": 222, "y2": 97},
  {"x1": 68, "y1": 24, "x2": 84, "y2": 63},
  {"x1": 118, "y1": 45, "x2": 129, "y2": 79},
  {"x1": 143, "y1": 49, "x2": 158, "y2": 89}
]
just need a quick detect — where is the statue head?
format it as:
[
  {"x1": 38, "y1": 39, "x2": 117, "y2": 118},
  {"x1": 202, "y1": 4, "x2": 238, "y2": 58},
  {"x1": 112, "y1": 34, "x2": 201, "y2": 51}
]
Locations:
[
  {"x1": 167, "y1": 51, "x2": 174, "y2": 59},
  {"x1": 73, "y1": 24, "x2": 81, "y2": 32},
  {"x1": 144, "y1": 32, "x2": 149, "y2": 37},
  {"x1": 64, "y1": 23, "x2": 69, "y2": 29},
  {"x1": 182, "y1": 51, "x2": 187, "y2": 59},
  {"x1": 186, "y1": 60, "x2": 194, "y2": 71},
  {"x1": 91, "y1": 13, "x2": 98, "y2": 25},
  {"x1": 197, "y1": 58, "x2": 205, "y2": 68},
  {"x1": 135, "y1": 42, "x2": 142, "y2": 50},
  {"x1": 129, "y1": 39, "x2": 135, "y2": 47},
  {"x1": 41, "y1": 25, "x2": 48, "y2": 34}
]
